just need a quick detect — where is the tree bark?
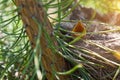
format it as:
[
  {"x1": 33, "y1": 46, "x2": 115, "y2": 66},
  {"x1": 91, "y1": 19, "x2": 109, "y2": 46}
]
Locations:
[{"x1": 15, "y1": 0, "x2": 69, "y2": 80}]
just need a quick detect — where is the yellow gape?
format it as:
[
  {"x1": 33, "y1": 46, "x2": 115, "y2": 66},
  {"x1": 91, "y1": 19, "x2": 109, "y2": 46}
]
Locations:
[{"x1": 69, "y1": 21, "x2": 86, "y2": 44}]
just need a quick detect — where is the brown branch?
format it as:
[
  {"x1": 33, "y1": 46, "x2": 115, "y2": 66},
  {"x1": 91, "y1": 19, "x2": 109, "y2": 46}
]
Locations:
[{"x1": 15, "y1": 0, "x2": 69, "y2": 80}]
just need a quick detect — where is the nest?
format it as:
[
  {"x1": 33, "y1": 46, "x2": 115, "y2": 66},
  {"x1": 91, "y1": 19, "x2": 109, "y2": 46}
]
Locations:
[{"x1": 56, "y1": 21, "x2": 120, "y2": 80}]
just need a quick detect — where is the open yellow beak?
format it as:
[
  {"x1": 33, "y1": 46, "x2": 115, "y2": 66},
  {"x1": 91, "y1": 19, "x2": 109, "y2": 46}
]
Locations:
[
  {"x1": 69, "y1": 21, "x2": 86, "y2": 44},
  {"x1": 72, "y1": 21, "x2": 86, "y2": 37}
]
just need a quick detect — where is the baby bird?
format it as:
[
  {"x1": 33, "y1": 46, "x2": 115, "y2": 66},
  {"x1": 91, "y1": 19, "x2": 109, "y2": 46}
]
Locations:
[{"x1": 58, "y1": 21, "x2": 86, "y2": 44}]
